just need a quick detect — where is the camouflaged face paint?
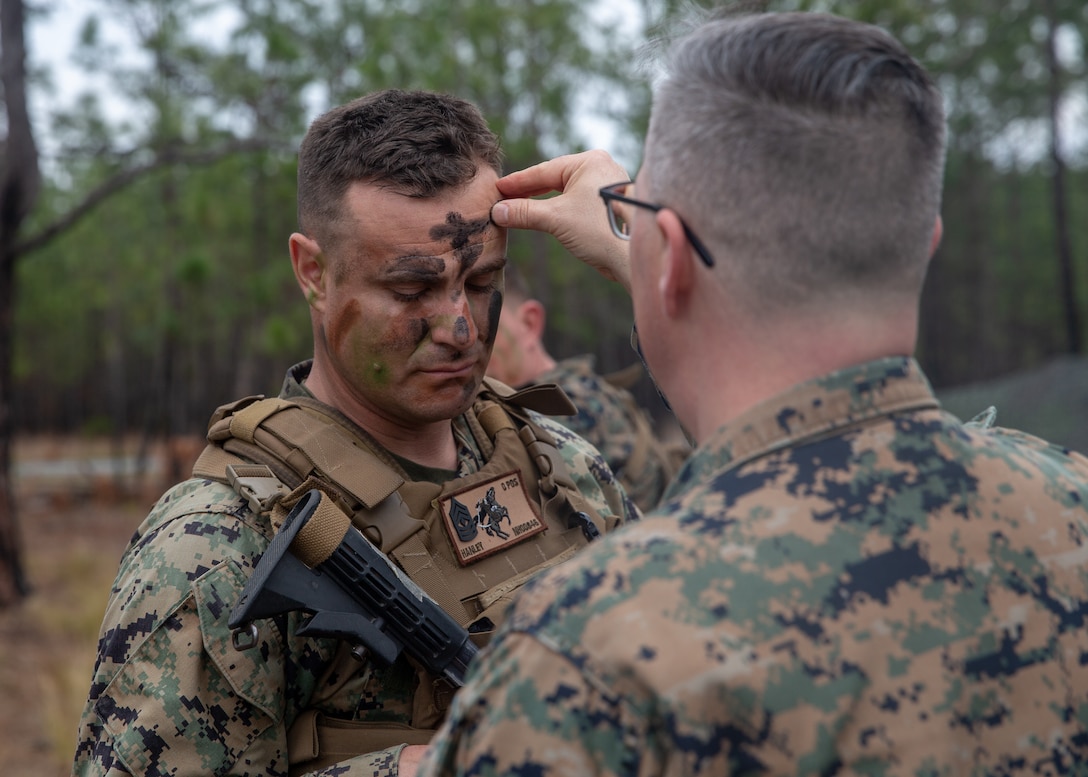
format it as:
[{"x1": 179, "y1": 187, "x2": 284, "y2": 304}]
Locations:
[
  {"x1": 415, "y1": 318, "x2": 430, "y2": 346},
  {"x1": 452, "y1": 317, "x2": 470, "y2": 345},
  {"x1": 326, "y1": 299, "x2": 361, "y2": 356},
  {"x1": 429, "y1": 212, "x2": 489, "y2": 272},
  {"x1": 484, "y1": 290, "x2": 503, "y2": 345}
]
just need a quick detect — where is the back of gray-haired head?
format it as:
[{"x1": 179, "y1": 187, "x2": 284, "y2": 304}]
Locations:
[{"x1": 645, "y1": 12, "x2": 947, "y2": 315}]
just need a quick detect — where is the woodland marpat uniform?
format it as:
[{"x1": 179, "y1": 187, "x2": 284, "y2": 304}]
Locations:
[
  {"x1": 540, "y1": 355, "x2": 684, "y2": 511},
  {"x1": 72, "y1": 361, "x2": 636, "y2": 777},
  {"x1": 420, "y1": 356, "x2": 1088, "y2": 776}
]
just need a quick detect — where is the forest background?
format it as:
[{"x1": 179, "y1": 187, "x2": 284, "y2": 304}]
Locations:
[
  {"x1": 10, "y1": 0, "x2": 1088, "y2": 477},
  {"x1": 0, "y1": 0, "x2": 1087, "y2": 772}
]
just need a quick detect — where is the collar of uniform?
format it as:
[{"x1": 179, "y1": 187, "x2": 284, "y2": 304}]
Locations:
[
  {"x1": 280, "y1": 359, "x2": 487, "y2": 477},
  {"x1": 661, "y1": 356, "x2": 938, "y2": 502},
  {"x1": 281, "y1": 360, "x2": 314, "y2": 399}
]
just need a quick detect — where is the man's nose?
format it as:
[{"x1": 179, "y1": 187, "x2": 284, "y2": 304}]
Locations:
[{"x1": 429, "y1": 293, "x2": 478, "y2": 348}]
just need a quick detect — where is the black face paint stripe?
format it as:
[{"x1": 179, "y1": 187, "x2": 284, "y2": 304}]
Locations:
[
  {"x1": 453, "y1": 317, "x2": 470, "y2": 342},
  {"x1": 416, "y1": 318, "x2": 430, "y2": 345},
  {"x1": 430, "y1": 212, "x2": 489, "y2": 272},
  {"x1": 484, "y1": 290, "x2": 503, "y2": 345}
]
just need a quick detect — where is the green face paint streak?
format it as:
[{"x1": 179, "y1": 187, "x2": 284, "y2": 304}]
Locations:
[{"x1": 365, "y1": 360, "x2": 390, "y2": 386}]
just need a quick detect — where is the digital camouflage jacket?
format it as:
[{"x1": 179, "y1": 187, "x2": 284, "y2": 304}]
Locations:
[
  {"x1": 420, "y1": 356, "x2": 1088, "y2": 776},
  {"x1": 72, "y1": 362, "x2": 637, "y2": 777},
  {"x1": 539, "y1": 355, "x2": 687, "y2": 512}
]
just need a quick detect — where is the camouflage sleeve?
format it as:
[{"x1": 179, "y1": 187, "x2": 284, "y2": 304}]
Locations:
[
  {"x1": 71, "y1": 480, "x2": 290, "y2": 776},
  {"x1": 72, "y1": 479, "x2": 411, "y2": 777},
  {"x1": 530, "y1": 411, "x2": 641, "y2": 526},
  {"x1": 418, "y1": 631, "x2": 645, "y2": 777},
  {"x1": 310, "y1": 746, "x2": 406, "y2": 777}
]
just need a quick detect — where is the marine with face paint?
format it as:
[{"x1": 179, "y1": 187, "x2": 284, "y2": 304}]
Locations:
[
  {"x1": 73, "y1": 90, "x2": 638, "y2": 777},
  {"x1": 291, "y1": 169, "x2": 507, "y2": 462}
]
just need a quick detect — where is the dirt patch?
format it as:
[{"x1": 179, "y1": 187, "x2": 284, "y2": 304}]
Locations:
[{"x1": 0, "y1": 435, "x2": 202, "y2": 776}]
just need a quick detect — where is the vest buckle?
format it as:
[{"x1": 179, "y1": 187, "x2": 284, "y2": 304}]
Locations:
[{"x1": 227, "y1": 463, "x2": 290, "y2": 514}]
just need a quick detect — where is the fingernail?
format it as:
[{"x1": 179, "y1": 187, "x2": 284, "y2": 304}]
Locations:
[{"x1": 490, "y1": 202, "x2": 509, "y2": 226}]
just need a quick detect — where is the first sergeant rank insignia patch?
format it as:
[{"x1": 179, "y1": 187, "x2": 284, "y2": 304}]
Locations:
[{"x1": 439, "y1": 469, "x2": 545, "y2": 565}]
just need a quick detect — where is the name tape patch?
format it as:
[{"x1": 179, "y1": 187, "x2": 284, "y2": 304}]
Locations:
[{"x1": 439, "y1": 469, "x2": 545, "y2": 566}]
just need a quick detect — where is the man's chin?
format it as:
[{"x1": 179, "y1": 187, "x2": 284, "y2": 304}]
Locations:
[{"x1": 409, "y1": 376, "x2": 482, "y2": 422}]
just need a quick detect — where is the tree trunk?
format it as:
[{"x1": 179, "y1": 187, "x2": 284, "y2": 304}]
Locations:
[
  {"x1": 0, "y1": 0, "x2": 41, "y2": 605},
  {"x1": 1045, "y1": 0, "x2": 1082, "y2": 355}
]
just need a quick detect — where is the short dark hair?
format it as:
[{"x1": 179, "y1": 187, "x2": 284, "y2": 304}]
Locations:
[
  {"x1": 297, "y1": 89, "x2": 504, "y2": 247},
  {"x1": 647, "y1": 12, "x2": 947, "y2": 315}
]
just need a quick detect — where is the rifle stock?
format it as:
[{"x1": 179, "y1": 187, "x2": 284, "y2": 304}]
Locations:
[{"x1": 229, "y1": 489, "x2": 478, "y2": 687}]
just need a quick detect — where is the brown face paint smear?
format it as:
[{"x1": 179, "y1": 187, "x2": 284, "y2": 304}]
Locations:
[
  {"x1": 327, "y1": 299, "x2": 362, "y2": 355},
  {"x1": 430, "y1": 212, "x2": 489, "y2": 272},
  {"x1": 484, "y1": 290, "x2": 503, "y2": 344}
]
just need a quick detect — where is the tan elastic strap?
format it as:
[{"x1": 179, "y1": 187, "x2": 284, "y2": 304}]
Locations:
[
  {"x1": 517, "y1": 423, "x2": 582, "y2": 495},
  {"x1": 292, "y1": 491, "x2": 351, "y2": 568},
  {"x1": 287, "y1": 709, "x2": 322, "y2": 766},
  {"x1": 268, "y1": 477, "x2": 345, "y2": 533}
]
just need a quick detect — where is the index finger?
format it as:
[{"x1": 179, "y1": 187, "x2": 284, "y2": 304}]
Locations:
[
  {"x1": 496, "y1": 157, "x2": 573, "y2": 199},
  {"x1": 497, "y1": 150, "x2": 629, "y2": 199}
]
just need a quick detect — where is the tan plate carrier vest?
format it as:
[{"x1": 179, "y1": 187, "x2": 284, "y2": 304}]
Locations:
[{"x1": 191, "y1": 378, "x2": 614, "y2": 774}]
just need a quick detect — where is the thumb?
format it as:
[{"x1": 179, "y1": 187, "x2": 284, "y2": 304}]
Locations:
[{"x1": 490, "y1": 199, "x2": 549, "y2": 232}]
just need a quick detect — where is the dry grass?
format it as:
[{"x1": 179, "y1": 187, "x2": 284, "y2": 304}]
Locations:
[{"x1": 0, "y1": 435, "x2": 202, "y2": 776}]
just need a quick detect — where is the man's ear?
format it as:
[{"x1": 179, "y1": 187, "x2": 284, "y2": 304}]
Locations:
[
  {"x1": 929, "y1": 215, "x2": 943, "y2": 258},
  {"x1": 655, "y1": 209, "x2": 695, "y2": 319},
  {"x1": 290, "y1": 232, "x2": 327, "y2": 309},
  {"x1": 518, "y1": 299, "x2": 547, "y2": 341}
]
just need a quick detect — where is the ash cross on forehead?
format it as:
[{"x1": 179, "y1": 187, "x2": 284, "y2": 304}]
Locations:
[{"x1": 429, "y1": 212, "x2": 490, "y2": 272}]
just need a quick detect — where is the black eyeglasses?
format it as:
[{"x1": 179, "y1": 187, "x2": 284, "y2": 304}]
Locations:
[{"x1": 598, "y1": 181, "x2": 716, "y2": 268}]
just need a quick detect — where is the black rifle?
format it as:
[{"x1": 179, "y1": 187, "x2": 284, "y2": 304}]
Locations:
[{"x1": 228, "y1": 489, "x2": 478, "y2": 687}]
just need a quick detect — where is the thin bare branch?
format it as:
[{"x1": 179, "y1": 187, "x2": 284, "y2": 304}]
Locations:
[{"x1": 14, "y1": 138, "x2": 283, "y2": 256}]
